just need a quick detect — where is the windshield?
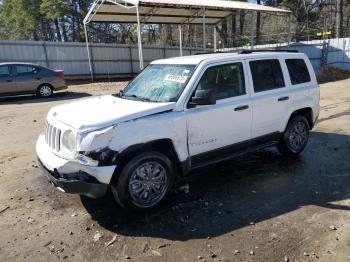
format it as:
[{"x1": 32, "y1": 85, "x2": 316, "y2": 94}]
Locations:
[{"x1": 122, "y1": 64, "x2": 196, "y2": 103}]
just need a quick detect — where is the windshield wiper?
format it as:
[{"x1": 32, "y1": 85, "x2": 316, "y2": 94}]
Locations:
[
  {"x1": 113, "y1": 90, "x2": 124, "y2": 98},
  {"x1": 124, "y1": 94, "x2": 151, "y2": 102}
]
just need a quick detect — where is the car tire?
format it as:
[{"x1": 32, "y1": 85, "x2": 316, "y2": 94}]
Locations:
[
  {"x1": 111, "y1": 151, "x2": 175, "y2": 211},
  {"x1": 277, "y1": 115, "x2": 310, "y2": 156},
  {"x1": 37, "y1": 84, "x2": 53, "y2": 97}
]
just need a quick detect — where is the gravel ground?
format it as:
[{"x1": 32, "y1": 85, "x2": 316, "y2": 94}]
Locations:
[{"x1": 0, "y1": 79, "x2": 349, "y2": 262}]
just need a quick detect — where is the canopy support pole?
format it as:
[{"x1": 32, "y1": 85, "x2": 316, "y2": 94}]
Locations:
[
  {"x1": 250, "y1": 12, "x2": 255, "y2": 50},
  {"x1": 287, "y1": 13, "x2": 292, "y2": 47},
  {"x1": 202, "y1": 7, "x2": 206, "y2": 52},
  {"x1": 179, "y1": 25, "x2": 183, "y2": 56},
  {"x1": 84, "y1": 23, "x2": 94, "y2": 82},
  {"x1": 214, "y1": 26, "x2": 217, "y2": 52},
  {"x1": 136, "y1": 6, "x2": 144, "y2": 70}
]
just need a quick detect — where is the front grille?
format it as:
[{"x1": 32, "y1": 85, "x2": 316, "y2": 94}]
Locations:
[{"x1": 44, "y1": 122, "x2": 61, "y2": 151}]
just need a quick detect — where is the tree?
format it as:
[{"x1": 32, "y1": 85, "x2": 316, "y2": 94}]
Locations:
[
  {"x1": 336, "y1": 0, "x2": 344, "y2": 37},
  {"x1": 40, "y1": 0, "x2": 70, "y2": 41},
  {"x1": 0, "y1": 0, "x2": 349, "y2": 44},
  {"x1": 280, "y1": 0, "x2": 326, "y2": 41},
  {"x1": 256, "y1": 0, "x2": 262, "y2": 44},
  {"x1": 0, "y1": 0, "x2": 42, "y2": 40}
]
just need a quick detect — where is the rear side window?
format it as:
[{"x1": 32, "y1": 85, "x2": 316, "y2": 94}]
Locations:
[
  {"x1": 286, "y1": 59, "x2": 311, "y2": 85},
  {"x1": 0, "y1": 66, "x2": 10, "y2": 76},
  {"x1": 250, "y1": 59, "x2": 285, "y2": 93},
  {"x1": 196, "y1": 62, "x2": 246, "y2": 100},
  {"x1": 16, "y1": 65, "x2": 39, "y2": 75}
]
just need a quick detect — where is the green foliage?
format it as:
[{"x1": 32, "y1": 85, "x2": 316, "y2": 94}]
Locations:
[
  {"x1": 0, "y1": 0, "x2": 349, "y2": 43},
  {"x1": 0, "y1": 0, "x2": 42, "y2": 40},
  {"x1": 0, "y1": 0, "x2": 93, "y2": 41},
  {"x1": 40, "y1": 0, "x2": 69, "y2": 20}
]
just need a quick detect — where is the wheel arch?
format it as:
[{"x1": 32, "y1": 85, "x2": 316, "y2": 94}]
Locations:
[
  {"x1": 112, "y1": 138, "x2": 184, "y2": 182},
  {"x1": 287, "y1": 107, "x2": 314, "y2": 130}
]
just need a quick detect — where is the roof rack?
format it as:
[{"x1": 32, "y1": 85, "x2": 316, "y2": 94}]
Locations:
[
  {"x1": 194, "y1": 51, "x2": 224, "y2": 55},
  {"x1": 239, "y1": 49, "x2": 299, "y2": 54},
  {"x1": 193, "y1": 49, "x2": 298, "y2": 56}
]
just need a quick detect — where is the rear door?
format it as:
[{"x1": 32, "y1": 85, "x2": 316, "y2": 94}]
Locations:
[
  {"x1": 247, "y1": 57, "x2": 290, "y2": 140},
  {"x1": 0, "y1": 65, "x2": 17, "y2": 94},
  {"x1": 14, "y1": 65, "x2": 41, "y2": 93}
]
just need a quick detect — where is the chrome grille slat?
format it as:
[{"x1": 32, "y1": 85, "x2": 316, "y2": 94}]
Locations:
[
  {"x1": 44, "y1": 121, "x2": 62, "y2": 152},
  {"x1": 48, "y1": 125, "x2": 52, "y2": 147},
  {"x1": 55, "y1": 129, "x2": 60, "y2": 151},
  {"x1": 51, "y1": 127, "x2": 57, "y2": 150}
]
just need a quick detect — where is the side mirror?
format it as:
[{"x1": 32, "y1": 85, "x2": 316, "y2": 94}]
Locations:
[{"x1": 189, "y1": 90, "x2": 216, "y2": 108}]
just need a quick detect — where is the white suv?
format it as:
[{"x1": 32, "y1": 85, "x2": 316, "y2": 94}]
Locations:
[{"x1": 36, "y1": 51, "x2": 320, "y2": 210}]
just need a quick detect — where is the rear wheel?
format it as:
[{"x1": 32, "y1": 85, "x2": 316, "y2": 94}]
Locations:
[
  {"x1": 37, "y1": 84, "x2": 53, "y2": 97},
  {"x1": 277, "y1": 115, "x2": 310, "y2": 156},
  {"x1": 111, "y1": 151, "x2": 174, "y2": 211}
]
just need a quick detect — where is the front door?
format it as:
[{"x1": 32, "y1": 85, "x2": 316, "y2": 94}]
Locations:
[
  {"x1": 0, "y1": 65, "x2": 16, "y2": 95},
  {"x1": 185, "y1": 61, "x2": 252, "y2": 167}
]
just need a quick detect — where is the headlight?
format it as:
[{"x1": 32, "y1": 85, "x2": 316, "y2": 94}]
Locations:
[{"x1": 62, "y1": 130, "x2": 76, "y2": 152}]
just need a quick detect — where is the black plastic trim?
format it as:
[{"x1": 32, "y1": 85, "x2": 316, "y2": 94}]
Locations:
[
  {"x1": 38, "y1": 158, "x2": 108, "y2": 199},
  {"x1": 189, "y1": 132, "x2": 282, "y2": 170}
]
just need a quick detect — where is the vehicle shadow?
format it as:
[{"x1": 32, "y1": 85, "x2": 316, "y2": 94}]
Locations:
[
  {"x1": 0, "y1": 91, "x2": 91, "y2": 105},
  {"x1": 81, "y1": 131, "x2": 350, "y2": 241}
]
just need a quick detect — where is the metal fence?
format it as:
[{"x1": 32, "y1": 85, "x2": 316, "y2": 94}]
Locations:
[
  {"x1": 0, "y1": 40, "x2": 202, "y2": 79},
  {"x1": 0, "y1": 38, "x2": 349, "y2": 79},
  {"x1": 259, "y1": 38, "x2": 350, "y2": 72}
]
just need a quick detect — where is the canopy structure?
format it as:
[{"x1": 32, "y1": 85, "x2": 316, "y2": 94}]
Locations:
[{"x1": 83, "y1": 0, "x2": 291, "y2": 79}]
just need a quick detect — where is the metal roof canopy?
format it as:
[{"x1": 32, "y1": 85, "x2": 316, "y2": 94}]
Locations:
[{"x1": 83, "y1": 0, "x2": 291, "y2": 80}]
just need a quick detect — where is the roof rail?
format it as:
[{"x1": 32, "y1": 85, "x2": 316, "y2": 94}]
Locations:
[
  {"x1": 239, "y1": 49, "x2": 298, "y2": 54},
  {"x1": 194, "y1": 49, "x2": 298, "y2": 56},
  {"x1": 194, "y1": 51, "x2": 222, "y2": 55}
]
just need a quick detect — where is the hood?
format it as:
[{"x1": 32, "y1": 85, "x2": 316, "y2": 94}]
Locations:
[{"x1": 49, "y1": 95, "x2": 176, "y2": 131}]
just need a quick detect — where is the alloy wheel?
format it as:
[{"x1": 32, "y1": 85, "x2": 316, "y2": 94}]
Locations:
[{"x1": 128, "y1": 161, "x2": 168, "y2": 208}]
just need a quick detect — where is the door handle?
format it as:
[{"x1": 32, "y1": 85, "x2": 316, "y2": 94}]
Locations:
[
  {"x1": 234, "y1": 105, "x2": 249, "y2": 111},
  {"x1": 278, "y1": 96, "x2": 289, "y2": 102}
]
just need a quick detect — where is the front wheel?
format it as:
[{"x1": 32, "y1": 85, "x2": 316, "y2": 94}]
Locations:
[
  {"x1": 111, "y1": 151, "x2": 174, "y2": 211},
  {"x1": 277, "y1": 115, "x2": 310, "y2": 156}
]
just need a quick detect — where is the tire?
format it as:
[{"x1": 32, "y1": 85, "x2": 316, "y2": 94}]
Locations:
[
  {"x1": 277, "y1": 115, "x2": 310, "y2": 156},
  {"x1": 37, "y1": 84, "x2": 53, "y2": 97},
  {"x1": 111, "y1": 151, "x2": 175, "y2": 211}
]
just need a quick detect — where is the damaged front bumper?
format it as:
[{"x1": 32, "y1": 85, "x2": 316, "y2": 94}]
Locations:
[
  {"x1": 36, "y1": 134, "x2": 116, "y2": 198},
  {"x1": 38, "y1": 159, "x2": 108, "y2": 198}
]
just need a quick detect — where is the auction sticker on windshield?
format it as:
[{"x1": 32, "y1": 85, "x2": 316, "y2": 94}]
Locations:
[{"x1": 164, "y1": 74, "x2": 188, "y2": 84}]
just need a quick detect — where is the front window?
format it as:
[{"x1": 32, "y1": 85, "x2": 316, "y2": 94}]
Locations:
[
  {"x1": 194, "y1": 62, "x2": 246, "y2": 101},
  {"x1": 122, "y1": 64, "x2": 196, "y2": 103}
]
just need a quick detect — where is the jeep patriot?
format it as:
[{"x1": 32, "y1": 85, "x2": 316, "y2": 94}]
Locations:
[{"x1": 36, "y1": 51, "x2": 320, "y2": 210}]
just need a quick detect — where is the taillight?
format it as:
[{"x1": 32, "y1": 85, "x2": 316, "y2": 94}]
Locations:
[{"x1": 57, "y1": 72, "x2": 65, "y2": 80}]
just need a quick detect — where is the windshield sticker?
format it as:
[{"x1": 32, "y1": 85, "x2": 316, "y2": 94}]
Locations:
[{"x1": 164, "y1": 74, "x2": 188, "y2": 84}]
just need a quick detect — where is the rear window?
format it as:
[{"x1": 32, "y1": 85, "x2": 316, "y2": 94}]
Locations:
[
  {"x1": 16, "y1": 65, "x2": 39, "y2": 75},
  {"x1": 286, "y1": 59, "x2": 311, "y2": 85},
  {"x1": 0, "y1": 66, "x2": 10, "y2": 76},
  {"x1": 250, "y1": 59, "x2": 285, "y2": 93}
]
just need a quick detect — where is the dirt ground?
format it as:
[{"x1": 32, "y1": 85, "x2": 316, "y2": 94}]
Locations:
[{"x1": 0, "y1": 79, "x2": 349, "y2": 262}]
